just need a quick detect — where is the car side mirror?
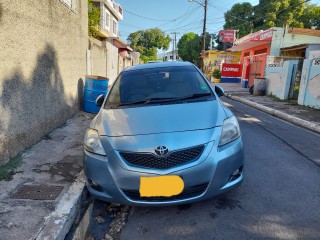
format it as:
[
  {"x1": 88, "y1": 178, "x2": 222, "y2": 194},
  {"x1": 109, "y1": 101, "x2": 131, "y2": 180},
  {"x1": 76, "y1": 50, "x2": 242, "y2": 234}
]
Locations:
[
  {"x1": 95, "y1": 94, "x2": 105, "y2": 107},
  {"x1": 215, "y1": 85, "x2": 225, "y2": 97}
]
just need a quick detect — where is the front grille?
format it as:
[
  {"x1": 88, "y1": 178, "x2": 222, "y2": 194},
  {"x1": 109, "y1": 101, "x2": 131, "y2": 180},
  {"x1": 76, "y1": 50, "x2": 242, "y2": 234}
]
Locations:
[
  {"x1": 122, "y1": 182, "x2": 209, "y2": 202},
  {"x1": 119, "y1": 145, "x2": 205, "y2": 170}
]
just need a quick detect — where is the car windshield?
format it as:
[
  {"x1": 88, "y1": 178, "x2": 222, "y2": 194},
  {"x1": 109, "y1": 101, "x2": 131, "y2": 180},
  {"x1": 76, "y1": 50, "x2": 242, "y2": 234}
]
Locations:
[{"x1": 105, "y1": 65, "x2": 215, "y2": 108}]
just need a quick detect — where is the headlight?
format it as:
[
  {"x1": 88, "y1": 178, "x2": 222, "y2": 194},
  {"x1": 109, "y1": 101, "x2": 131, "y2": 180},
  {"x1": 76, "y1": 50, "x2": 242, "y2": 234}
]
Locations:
[
  {"x1": 84, "y1": 128, "x2": 106, "y2": 156},
  {"x1": 219, "y1": 116, "x2": 241, "y2": 146}
]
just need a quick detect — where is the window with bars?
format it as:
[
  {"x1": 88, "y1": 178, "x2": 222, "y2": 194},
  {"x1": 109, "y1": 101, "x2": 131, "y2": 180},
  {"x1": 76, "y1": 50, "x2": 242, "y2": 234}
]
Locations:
[
  {"x1": 112, "y1": 18, "x2": 118, "y2": 36},
  {"x1": 61, "y1": 0, "x2": 76, "y2": 11},
  {"x1": 105, "y1": 9, "x2": 110, "y2": 30}
]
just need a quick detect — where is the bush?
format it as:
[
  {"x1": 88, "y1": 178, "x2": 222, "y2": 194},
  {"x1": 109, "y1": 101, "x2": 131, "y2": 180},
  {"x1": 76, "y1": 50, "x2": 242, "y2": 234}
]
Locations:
[
  {"x1": 213, "y1": 69, "x2": 221, "y2": 79},
  {"x1": 88, "y1": 0, "x2": 101, "y2": 38}
]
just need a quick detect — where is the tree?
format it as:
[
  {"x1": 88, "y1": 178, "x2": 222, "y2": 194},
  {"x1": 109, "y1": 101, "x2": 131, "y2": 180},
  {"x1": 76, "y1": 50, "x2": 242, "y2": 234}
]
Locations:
[
  {"x1": 298, "y1": 3, "x2": 320, "y2": 29},
  {"x1": 254, "y1": 0, "x2": 304, "y2": 29},
  {"x1": 88, "y1": 0, "x2": 100, "y2": 38},
  {"x1": 223, "y1": 3, "x2": 254, "y2": 38},
  {"x1": 177, "y1": 33, "x2": 202, "y2": 65},
  {"x1": 127, "y1": 28, "x2": 171, "y2": 63},
  {"x1": 199, "y1": 32, "x2": 214, "y2": 51}
]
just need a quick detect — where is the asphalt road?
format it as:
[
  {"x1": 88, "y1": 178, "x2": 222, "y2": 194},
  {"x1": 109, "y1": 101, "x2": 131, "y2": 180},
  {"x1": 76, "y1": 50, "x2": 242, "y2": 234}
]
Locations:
[{"x1": 118, "y1": 97, "x2": 320, "y2": 240}]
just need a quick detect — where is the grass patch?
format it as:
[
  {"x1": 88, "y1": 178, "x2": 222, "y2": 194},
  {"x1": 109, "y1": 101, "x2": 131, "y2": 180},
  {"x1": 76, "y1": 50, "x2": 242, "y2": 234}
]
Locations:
[
  {"x1": 267, "y1": 95, "x2": 298, "y2": 105},
  {"x1": 0, "y1": 154, "x2": 23, "y2": 181},
  {"x1": 267, "y1": 95, "x2": 286, "y2": 102}
]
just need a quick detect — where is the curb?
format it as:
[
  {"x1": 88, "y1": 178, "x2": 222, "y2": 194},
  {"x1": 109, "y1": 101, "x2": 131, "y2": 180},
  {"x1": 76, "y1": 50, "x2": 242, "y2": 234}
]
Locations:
[
  {"x1": 225, "y1": 93, "x2": 320, "y2": 134},
  {"x1": 35, "y1": 171, "x2": 87, "y2": 240}
]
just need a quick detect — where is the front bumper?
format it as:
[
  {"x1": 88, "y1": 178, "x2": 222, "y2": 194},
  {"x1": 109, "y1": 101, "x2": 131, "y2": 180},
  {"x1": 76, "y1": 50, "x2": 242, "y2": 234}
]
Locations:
[{"x1": 83, "y1": 137, "x2": 244, "y2": 206}]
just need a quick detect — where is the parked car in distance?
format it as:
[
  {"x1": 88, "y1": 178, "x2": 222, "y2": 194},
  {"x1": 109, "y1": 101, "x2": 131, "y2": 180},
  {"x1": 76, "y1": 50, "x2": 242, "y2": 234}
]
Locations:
[{"x1": 83, "y1": 61, "x2": 244, "y2": 206}]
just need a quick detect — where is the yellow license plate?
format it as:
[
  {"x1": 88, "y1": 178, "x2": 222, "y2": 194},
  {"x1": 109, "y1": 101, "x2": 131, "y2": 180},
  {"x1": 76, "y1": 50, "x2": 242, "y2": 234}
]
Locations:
[{"x1": 139, "y1": 175, "x2": 184, "y2": 197}]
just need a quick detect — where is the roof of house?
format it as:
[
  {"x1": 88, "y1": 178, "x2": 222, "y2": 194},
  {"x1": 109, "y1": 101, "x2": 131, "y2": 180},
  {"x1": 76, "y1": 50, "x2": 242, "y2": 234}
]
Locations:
[
  {"x1": 281, "y1": 43, "x2": 320, "y2": 52},
  {"x1": 288, "y1": 28, "x2": 320, "y2": 37}
]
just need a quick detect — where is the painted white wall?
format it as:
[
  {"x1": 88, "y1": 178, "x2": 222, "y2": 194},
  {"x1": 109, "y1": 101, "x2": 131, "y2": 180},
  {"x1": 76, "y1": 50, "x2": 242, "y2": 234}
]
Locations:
[
  {"x1": 265, "y1": 60, "x2": 298, "y2": 100},
  {"x1": 270, "y1": 27, "x2": 320, "y2": 57},
  {"x1": 106, "y1": 40, "x2": 120, "y2": 84},
  {"x1": 298, "y1": 58, "x2": 320, "y2": 109}
]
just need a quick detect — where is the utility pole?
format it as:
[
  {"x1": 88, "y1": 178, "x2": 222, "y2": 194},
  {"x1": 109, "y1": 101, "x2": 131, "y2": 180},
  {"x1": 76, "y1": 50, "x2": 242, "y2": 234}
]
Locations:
[
  {"x1": 171, "y1": 32, "x2": 179, "y2": 61},
  {"x1": 188, "y1": 0, "x2": 207, "y2": 52},
  {"x1": 202, "y1": 0, "x2": 207, "y2": 52}
]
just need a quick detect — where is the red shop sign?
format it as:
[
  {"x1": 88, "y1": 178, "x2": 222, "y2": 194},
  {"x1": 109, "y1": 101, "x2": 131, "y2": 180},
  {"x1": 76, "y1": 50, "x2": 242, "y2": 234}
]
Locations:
[
  {"x1": 237, "y1": 29, "x2": 273, "y2": 45},
  {"x1": 219, "y1": 30, "x2": 236, "y2": 43},
  {"x1": 221, "y1": 63, "x2": 242, "y2": 77}
]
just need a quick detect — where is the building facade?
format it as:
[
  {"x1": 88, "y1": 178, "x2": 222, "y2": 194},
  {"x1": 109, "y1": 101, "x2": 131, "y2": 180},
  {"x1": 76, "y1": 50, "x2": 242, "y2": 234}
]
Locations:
[
  {"x1": 0, "y1": 0, "x2": 88, "y2": 164},
  {"x1": 228, "y1": 27, "x2": 320, "y2": 87},
  {"x1": 91, "y1": 0, "x2": 135, "y2": 84}
]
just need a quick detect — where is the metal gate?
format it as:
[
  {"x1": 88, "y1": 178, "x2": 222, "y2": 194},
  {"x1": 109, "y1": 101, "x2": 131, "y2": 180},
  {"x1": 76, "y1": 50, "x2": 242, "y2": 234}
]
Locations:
[
  {"x1": 248, "y1": 60, "x2": 263, "y2": 87},
  {"x1": 288, "y1": 59, "x2": 304, "y2": 100}
]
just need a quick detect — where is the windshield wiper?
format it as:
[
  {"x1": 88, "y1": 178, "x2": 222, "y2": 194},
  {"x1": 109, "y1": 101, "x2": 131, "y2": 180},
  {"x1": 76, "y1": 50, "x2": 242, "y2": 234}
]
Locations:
[
  {"x1": 114, "y1": 94, "x2": 212, "y2": 108},
  {"x1": 175, "y1": 93, "x2": 213, "y2": 101},
  {"x1": 116, "y1": 97, "x2": 175, "y2": 107}
]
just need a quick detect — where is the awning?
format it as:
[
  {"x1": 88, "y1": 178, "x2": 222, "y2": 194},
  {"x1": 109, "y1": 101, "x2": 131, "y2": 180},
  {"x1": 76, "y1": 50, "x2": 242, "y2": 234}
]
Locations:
[
  {"x1": 228, "y1": 41, "x2": 269, "y2": 51},
  {"x1": 228, "y1": 28, "x2": 273, "y2": 52},
  {"x1": 113, "y1": 38, "x2": 133, "y2": 51}
]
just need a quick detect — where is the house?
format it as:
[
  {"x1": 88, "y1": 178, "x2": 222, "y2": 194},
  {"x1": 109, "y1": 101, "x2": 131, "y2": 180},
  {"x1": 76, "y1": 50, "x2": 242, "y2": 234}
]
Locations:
[
  {"x1": 92, "y1": 0, "x2": 123, "y2": 39},
  {"x1": 228, "y1": 27, "x2": 320, "y2": 88},
  {"x1": 90, "y1": 0, "x2": 136, "y2": 83},
  {"x1": 228, "y1": 27, "x2": 320, "y2": 109},
  {"x1": 157, "y1": 50, "x2": 181, "y2": 61}
]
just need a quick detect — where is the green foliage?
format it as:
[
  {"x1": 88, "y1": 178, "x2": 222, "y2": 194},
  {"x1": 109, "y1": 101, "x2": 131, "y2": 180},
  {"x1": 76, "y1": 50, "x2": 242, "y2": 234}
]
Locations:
[
  {"x1": 224, "y1": 0, "x2": 318, "y2": 36},
  {"x1": 88, "y1": 0, "x2": 101, "y2": 38},
  {"x1": 127, "y1": 28, "x2": 171, "y2": 62},
  {"x1": 199, "y1": 32, "x2": 213, "y2": 51},
  {"x1": 177, "y1": 33, "x2": 202, "y2": 65},
  {"x1": 262, "y1": 0, "x2": 304, "y2": 28},
  {"x1": 212, "y1": 69, "x2": 221, "y2": 79},
  {"x1": 0, "y1": 154, "x2": 23, "y2": 181},
  {"x1": 298, "y1": 3, "x2": 320, "y2": 29},
  {"x1": 223, "y1": 3, "x2": 254, "y2": 38}
]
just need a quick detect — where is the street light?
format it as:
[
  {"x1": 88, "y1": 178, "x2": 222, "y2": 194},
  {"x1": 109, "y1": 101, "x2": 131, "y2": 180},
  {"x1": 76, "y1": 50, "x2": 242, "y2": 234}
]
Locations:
[{"x1": 188, "y1": 0, "x2": 207, "y2": 52}]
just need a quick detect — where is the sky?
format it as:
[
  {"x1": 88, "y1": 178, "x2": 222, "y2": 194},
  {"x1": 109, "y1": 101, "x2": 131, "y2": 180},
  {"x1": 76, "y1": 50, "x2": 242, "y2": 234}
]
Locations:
[{"x1": 116, "y1": 0, "x2": 320, "y2": 49}]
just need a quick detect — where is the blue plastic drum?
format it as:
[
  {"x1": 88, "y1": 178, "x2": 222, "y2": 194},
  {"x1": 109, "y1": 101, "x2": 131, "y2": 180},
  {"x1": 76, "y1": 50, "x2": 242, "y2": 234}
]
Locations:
[
  {"x1": 242, "y1": 79, "x2": 248, "y2": 88},
  {"x1": 83, "y1": 75, "x2": 109, "y2": 113}
]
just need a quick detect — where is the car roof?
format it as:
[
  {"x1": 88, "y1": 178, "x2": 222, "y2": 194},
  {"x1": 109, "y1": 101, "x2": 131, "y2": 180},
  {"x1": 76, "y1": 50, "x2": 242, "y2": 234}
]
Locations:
[{"x1": 123, "y1": 61, "x2": 195, "y2": 72}]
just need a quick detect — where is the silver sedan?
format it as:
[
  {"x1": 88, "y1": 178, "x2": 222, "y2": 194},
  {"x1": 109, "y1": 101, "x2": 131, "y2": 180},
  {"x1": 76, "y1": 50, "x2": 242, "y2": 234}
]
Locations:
[{"x1": 83, "y1": 61, "x2": 244, "y2": 206}]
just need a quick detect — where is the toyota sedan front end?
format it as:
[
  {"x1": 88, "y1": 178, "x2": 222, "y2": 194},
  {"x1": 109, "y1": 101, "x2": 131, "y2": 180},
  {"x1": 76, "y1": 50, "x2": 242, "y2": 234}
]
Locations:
[{"x1": 83, "y1": 62, "x2": 244, "y2": 206}]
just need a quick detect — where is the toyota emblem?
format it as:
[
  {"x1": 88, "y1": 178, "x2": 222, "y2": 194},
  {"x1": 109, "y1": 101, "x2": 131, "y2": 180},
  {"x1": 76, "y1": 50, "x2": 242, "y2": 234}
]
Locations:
[{"x1": 155, "y1": 146, "x2": 169, "y2": 156}]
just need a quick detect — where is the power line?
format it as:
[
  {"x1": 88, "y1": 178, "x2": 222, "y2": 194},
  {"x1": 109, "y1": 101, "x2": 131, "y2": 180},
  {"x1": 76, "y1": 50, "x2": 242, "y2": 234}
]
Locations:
[
  {"x1": 155, "y1": 6, "x2": 202, "y2": 29},
  {"x1": 123, "y1": 9, "x2": 171, "y2": 22}
]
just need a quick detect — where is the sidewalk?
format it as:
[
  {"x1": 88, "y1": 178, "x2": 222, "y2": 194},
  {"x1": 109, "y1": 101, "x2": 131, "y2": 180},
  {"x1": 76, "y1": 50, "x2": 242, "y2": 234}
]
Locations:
[
  {"x1": 1, "y1": 84, "x2": 319, "y2": 240},
  {"x1": 216, "y1": 83, "x2": 320, "y2": 134},
  {"x1": 0, "y1": 112, "x2": 94, "y2": 240}
]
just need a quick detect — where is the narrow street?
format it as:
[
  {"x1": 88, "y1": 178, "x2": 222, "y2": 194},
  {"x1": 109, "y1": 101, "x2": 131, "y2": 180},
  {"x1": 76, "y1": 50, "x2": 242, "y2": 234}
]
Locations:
[{"x1": 103, "y1": 97, "x2": 320, "y2": 240}]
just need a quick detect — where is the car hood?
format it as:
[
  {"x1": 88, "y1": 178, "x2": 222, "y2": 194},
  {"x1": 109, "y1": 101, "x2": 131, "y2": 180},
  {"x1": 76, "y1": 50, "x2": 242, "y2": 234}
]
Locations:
[{"x1": 95, "y1": 100, "x2": 227, "y2": 137}]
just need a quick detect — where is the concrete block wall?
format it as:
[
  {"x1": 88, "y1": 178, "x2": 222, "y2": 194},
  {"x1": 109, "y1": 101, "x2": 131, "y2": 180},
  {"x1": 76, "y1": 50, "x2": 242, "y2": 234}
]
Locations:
[
  {"x1": 88, "y1": 38, "x2": 108, "y2": 77},
  {"x1": 265, "y1": 60, "x2": 298, "y2": 100},
  {"x1": 106, "y1": 40, "x2": 120, "y2": 84},
  {"x1": 298, "y1": 58, "x2": 320, "y2": 109},
  {"x1": 0, "y1": 0, "x2": 88, "y2": 164}
]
